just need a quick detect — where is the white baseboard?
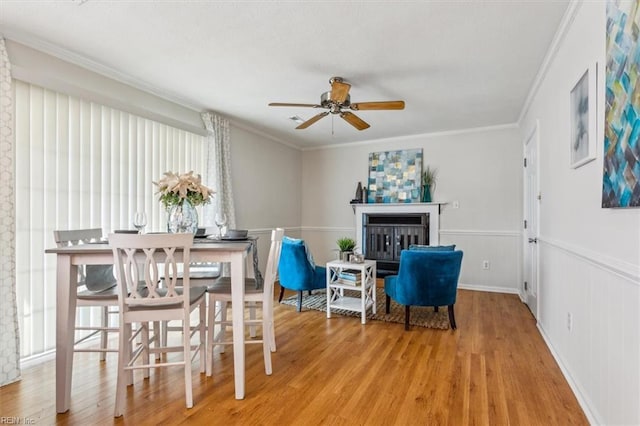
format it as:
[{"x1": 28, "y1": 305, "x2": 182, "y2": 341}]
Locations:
[
  {"x1": 20, "y1": 335, "x2": 107, "y2": 370},
  {"x1": 537, "y1": 324, "x2": 600, "y2": 425},
  {"x1": 458, "y1": 283, "x2": 520, "y2": 295},
  {"x1": 20, "y1": 350, "x2": 55, "y2": 370}
]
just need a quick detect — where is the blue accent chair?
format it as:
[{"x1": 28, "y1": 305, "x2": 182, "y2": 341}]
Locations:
[
  {"x1": 384, "y1": 249, "x2": 463, "y2": 330},
  {"x1": 277, "y1": 237, "x2": 326, "y2": 312}
]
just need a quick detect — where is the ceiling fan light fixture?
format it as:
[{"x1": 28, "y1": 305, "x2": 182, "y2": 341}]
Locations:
[
  {"x1": 321, "y1": 91, "x2": 350, "y2": 110},
  {"x1": 269, "y1": 76, "x2": 404, "y2": 131}
]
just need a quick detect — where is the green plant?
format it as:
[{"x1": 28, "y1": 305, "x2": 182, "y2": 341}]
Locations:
[
  {"x1": 422, "y1": 166, "x2": 438, "y2": 191},
  {"x1": 336, "y1": 237, "x2": 357, "y2": 252}
]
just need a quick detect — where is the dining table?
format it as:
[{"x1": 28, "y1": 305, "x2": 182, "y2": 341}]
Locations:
[{"x1": 45, "y1": 236, "x2": 255, "y2": 413}]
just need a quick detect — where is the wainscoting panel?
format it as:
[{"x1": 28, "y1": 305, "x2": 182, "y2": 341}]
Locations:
[
  {"x1": 300, "y1": 227, "x2": 522, "y2": 294},
  {"x1": 538, "y1": 238, "x2": 640, "y2": 425},
  {"x1": 440, "y1": 229, "x2": 521, "y2": 293}
]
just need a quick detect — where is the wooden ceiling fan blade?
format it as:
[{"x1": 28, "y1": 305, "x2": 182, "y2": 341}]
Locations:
[
  {"x1": 331, "y1": 80, "x2": 351, "y2": 103},
  {"x1": 340, "y1": 112, "x2": 370, "y2": 130},
  {"x1": 296, "y1": 112, "x2": 329, "y2": 129},
  {"x1": 350, "y1": 100, "x2": 405, "y2": 110},
  {"x1": 269, "y1": 102, "x2": 320, "y2": 108}
]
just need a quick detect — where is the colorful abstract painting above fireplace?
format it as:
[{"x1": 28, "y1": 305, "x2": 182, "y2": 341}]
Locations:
[{"x1": 367, "y1": 148, "x2": 422, "y2": 203}]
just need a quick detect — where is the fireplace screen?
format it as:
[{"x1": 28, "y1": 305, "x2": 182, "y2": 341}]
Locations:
[{"x1": 363, "y1": 213, "x2": 429, "y2": 276}]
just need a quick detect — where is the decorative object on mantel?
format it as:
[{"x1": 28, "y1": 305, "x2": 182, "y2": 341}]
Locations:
[
  {"x1": 336, "y1": 237, "x2": 357, "y2": 262},
  {"x1": 153, "y1": 171, "x2": 214, "y2": 234},
  {"x1": 602, "y1": 0, "x2": 640, "y2": 208},
  {"x1": 356, "y1": 181, "x2": 363, "y2": 202},
  {"x1": 421, "y1": 165, "x2": 438, "y2": 203},
  {"x1": 368, "y1": 149, "x2": 423, "y2": 203},
  {"x1": 350, "y1": 181, "x2": 364, "y2": 204}
]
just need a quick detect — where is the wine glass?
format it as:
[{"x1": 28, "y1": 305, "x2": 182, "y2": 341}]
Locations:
[
  {"x1": 214, "y1": 212, "x2": 227, "y2": 238},
  {"x1": 133, "y1": 212, "x2": 147, "y2": 234}
]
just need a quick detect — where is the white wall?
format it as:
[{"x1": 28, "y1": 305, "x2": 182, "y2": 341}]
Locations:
[
  {"x1": 519, "y1": 2, "x2": 640, "y2": 424},
  {"x1": 301, "y1": 125, "x2": 523, "y2": 293}
]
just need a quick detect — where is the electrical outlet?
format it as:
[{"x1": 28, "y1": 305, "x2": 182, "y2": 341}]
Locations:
[
  {"x1": 567, "y1": 312, "x2": 573, "y2": 331},
  {"x1": 452, "y1": 200, "x2": 460, "y2": 209},
  {"x1": 482, "y1": 260, "x2": 490, "y2": 270}
]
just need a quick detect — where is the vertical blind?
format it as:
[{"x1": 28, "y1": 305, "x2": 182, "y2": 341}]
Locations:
[{"x1": 14, "y1": 80, "x2": 208, "y2": 360}]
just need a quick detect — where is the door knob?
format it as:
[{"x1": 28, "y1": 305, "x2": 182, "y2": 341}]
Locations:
[{"x1": 528, "y1": 237, "x2": 538, "y2": 244}]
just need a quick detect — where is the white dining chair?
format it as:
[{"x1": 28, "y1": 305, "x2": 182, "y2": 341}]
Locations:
[
  {"x1": 109, "y1": 232, "x2": 206, "y2": 417},
  {"x1": 54, "y1": 228, "x2": 118, "y2": 361},
  {"x1": 160, "y1": 261, "x2": 221, "y2": 346},
  {"x1": 206, "y1": 228, "x2": 284, "y2": 377}
]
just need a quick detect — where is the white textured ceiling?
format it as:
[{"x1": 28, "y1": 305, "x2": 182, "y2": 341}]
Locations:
[{"x1": 0, "y1": 0, "x2": 569, "y2": 148}]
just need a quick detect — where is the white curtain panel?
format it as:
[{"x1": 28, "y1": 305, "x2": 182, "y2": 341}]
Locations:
[
  {"x1": 0, "y1": 37, "x2": 21, "y2": 386},
  {"x1": 201, "y1": 111, "x2": 236, "y2": 230}
]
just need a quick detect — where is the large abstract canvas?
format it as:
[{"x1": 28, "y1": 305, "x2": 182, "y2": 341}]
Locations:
[
  {"x1": 602, "y1": 0, "x2": 640, "y2": 207},
  {"x1": 367, "y1": 149, "x2": 422, "y2": 203}
]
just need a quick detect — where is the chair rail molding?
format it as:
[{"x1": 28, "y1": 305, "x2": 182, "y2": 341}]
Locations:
[
  {"x1": 440, "y1": 229, "x2": 521, "y2": 238},
  {"x1": 299, "y1": 226, "x2": 355, "y2": 233},
  {"x1": 539, "y1": 235, "x2": 640, "y2": 285}
]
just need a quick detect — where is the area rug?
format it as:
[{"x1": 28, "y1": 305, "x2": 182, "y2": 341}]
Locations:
[{"x1": 280, "y1": 287, "x2": 450, "y2": 329}]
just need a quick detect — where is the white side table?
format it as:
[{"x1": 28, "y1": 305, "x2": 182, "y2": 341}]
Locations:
[{"x1": 326, "y1": 259, "x2": 377, "y2": 324}]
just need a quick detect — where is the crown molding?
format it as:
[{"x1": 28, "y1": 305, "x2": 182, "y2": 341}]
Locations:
[
  {"x1": 227, "y1": 118, "x2": 303, "y2": 151},
  {"x1": 2, "y1": 28, "x2": 203, "y2": 113},
  {"x1": 301, "y1": 123, "x2": 519, "y2": 152},
  {"x1": 517, "y1": 0, "x2": 582, "y2": 124}
]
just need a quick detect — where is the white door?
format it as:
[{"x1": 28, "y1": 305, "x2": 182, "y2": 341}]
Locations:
[{"x1": 523, "y1": 122, "x2": 539, "y2": 318}]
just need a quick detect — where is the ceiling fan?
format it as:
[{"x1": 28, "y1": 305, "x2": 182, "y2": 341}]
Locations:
[{"x1": 268, "y1": 77, "x2": 405, "y2": 131}]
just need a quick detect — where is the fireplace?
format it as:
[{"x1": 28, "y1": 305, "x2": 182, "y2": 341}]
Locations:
[
  {"x1": 354, "y1": 203, "x2": 443, "y2": 277},
  {"x1": 363, "y1": 213, "x2": 429, "y2": 277}
]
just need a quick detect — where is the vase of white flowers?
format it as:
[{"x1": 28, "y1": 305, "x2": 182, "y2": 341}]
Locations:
[{"x1": 153, "y1": 171, "x2": 214, "y2": 234}]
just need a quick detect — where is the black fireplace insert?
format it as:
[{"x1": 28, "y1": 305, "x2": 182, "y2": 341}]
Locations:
[{"x1": 362, "y1": 213, "x2": 429, "y2": 277}]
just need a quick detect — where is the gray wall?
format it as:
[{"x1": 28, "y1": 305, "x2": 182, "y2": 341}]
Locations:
[
  {"x1": 301, "y1": 125, "x2": 523, "y2": 293},
  {"x1": 228, "y1": 124, "x2": 303, "y2": 269}
]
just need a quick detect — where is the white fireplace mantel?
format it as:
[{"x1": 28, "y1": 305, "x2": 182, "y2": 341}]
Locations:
[{"x1": 353, "y1": 202, "x2": 445, "y2": 250}]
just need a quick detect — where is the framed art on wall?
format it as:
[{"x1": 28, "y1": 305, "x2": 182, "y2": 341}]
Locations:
[
  {"x1": 602, "y1": 0, "x2": 640, "y2": 208},
  {"x1": 367, "y1": 149, "x2": 422, "y2": 203},
  {"x1": 569, "y1": 63, "x2": 597, "y2": 169}
]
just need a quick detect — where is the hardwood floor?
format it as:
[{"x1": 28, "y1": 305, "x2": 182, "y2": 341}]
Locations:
[{"x1": 1, "y1": 285, "x2": 588, "y2": 425}]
